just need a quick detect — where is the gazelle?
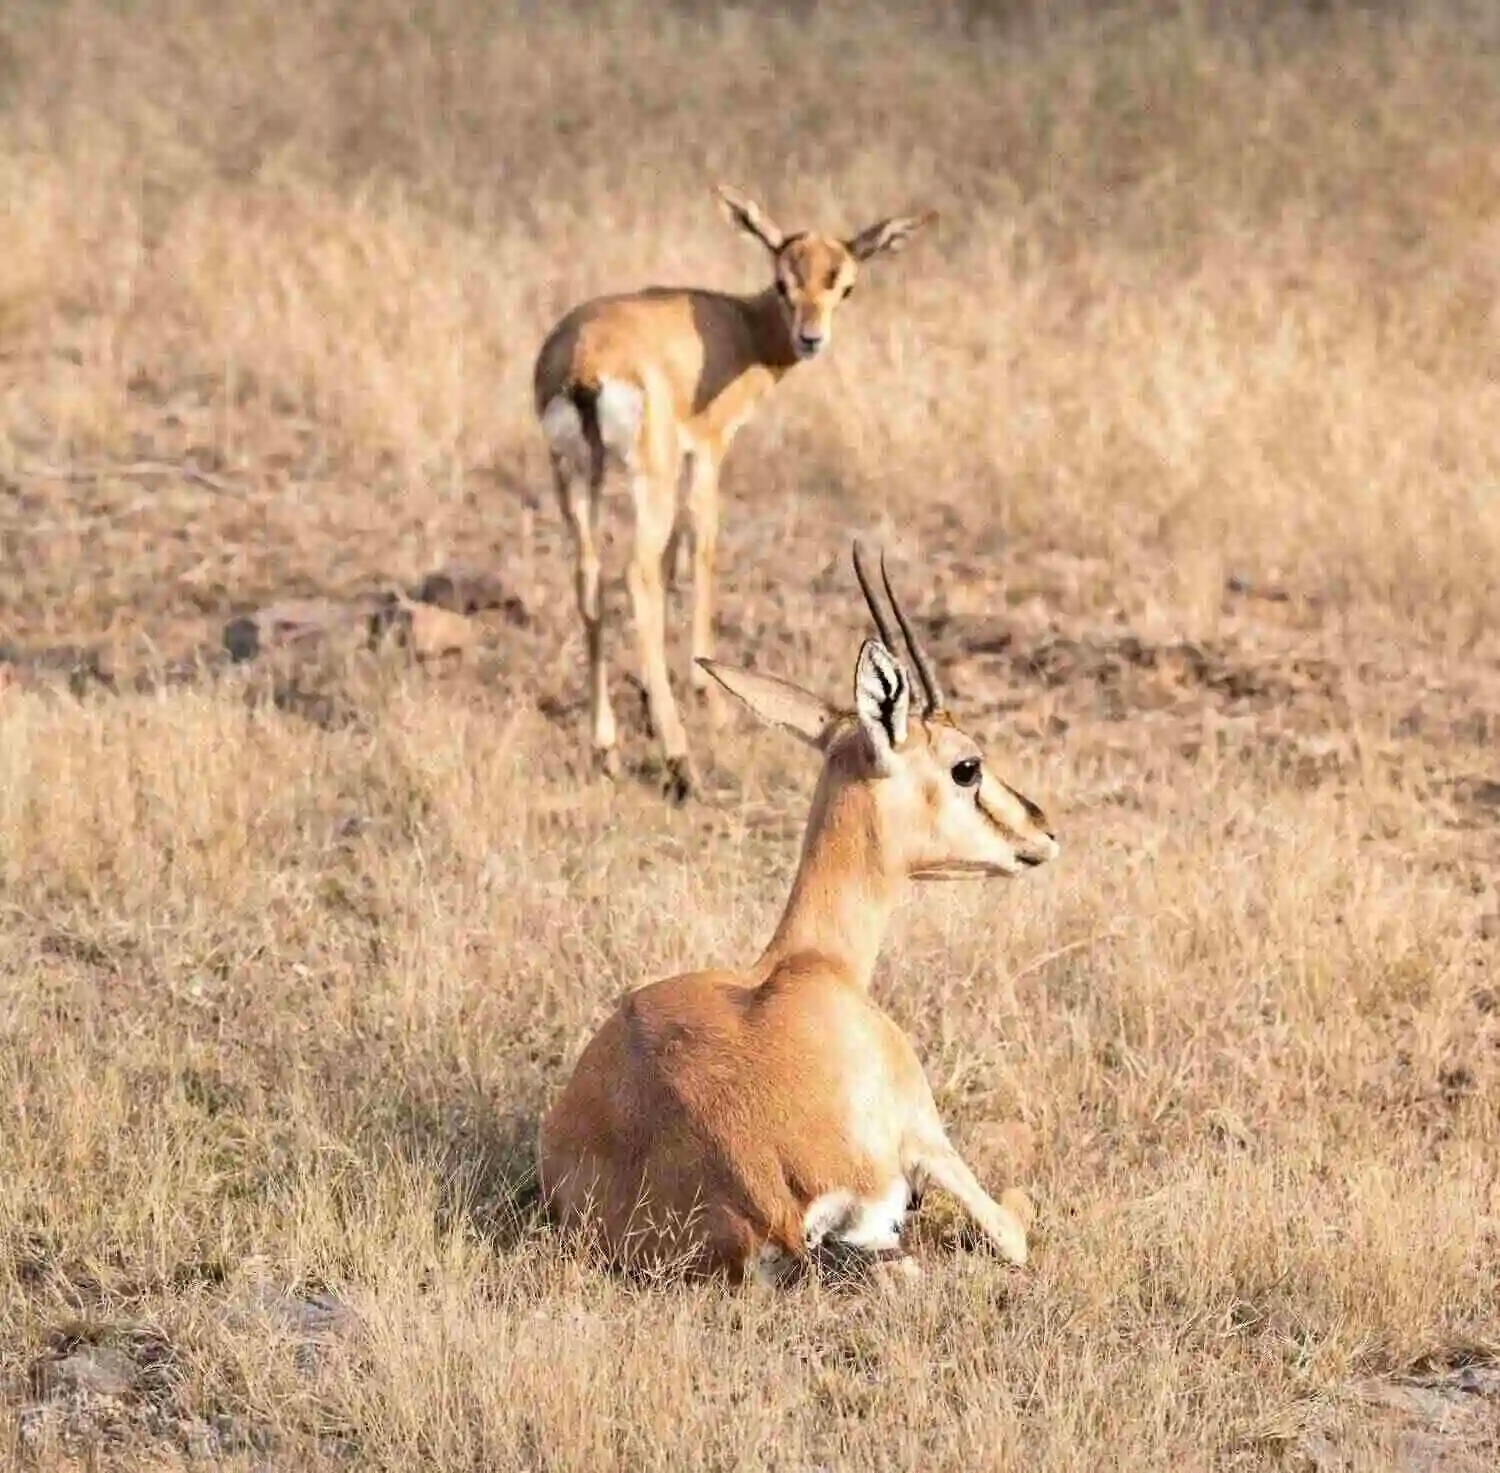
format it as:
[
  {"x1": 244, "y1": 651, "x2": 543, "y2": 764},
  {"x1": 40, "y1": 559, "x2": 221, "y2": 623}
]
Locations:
[
  {"x1": 534, "y1": 186, "x2": 937, "y2": 802},
  {"x1": 538, "y1": 543, "x2": 1059, "y2": 1285}
]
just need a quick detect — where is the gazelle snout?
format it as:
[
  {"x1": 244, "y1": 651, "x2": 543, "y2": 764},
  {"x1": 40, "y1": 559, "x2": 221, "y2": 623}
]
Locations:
[
  {"x1": 1015, "y1": 830, "x2": 1060, "y2": 868},
  {"x1": 785, "y1": 289, "x2": 841, "y2": 359},
  {"x1": 794, "y1": 325, "x2": 827, "y2": 359},
  {"x1": 1007, "y1": 785, "x2": 1057, "y2": 864},
  {"x1": 972, "y1": 773, "x2": 1059, "y2": 877}
]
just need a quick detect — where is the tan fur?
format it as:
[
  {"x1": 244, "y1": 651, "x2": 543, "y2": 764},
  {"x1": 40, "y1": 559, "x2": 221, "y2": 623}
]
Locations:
[
  {"x1": 538, "y1": 549, "x2": 1058, "y2": 1284},
  {"x1": 533, "y1": 187, "x2": 937, "y2": 801}
]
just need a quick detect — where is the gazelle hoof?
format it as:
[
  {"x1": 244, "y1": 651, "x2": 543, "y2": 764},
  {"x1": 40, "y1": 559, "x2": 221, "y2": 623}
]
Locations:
[
  {"x1": 594, "y1": 748, "x2": 622, "y2": 782},
  {"x1": 623, "y1": 676, "x2": 654, "y2": 739},
  {"x1": 662, "y1": 756, "x2": 696, "y2": 805},
  {"x1": 693, "y1": 681, "x2": 729, "y2": 730},
  {"x1": 999, "y1": 1187, "x2": 1036, "y2": 1233},
  {"x1": 990, "y1": 1203, "x2": 1029, "y2": 1267}
]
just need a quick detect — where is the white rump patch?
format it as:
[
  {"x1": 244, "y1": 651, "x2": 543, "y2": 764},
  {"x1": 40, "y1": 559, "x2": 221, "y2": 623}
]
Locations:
[
  {"x1": 540, "y1": 394, "x2": 589, "y2": 475},
  {"x1": 803, "y1": 1178, "x2": 909, "y2": 1254},
  {"x1": 594, "y1": 378, "x2": 644, "y2": 462},
  {"x1": 542, "y1": 378, "x2": 644, "y2": 477}
]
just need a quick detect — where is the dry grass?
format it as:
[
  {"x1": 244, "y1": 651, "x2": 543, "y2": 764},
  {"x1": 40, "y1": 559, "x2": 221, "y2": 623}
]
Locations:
[{"x1": 1, "y1": 0, "x2": 1499, "y2": 1467}]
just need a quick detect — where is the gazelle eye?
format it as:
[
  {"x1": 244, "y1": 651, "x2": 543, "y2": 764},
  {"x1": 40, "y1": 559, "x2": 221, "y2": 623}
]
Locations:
[
  {"x1": 951, "y1": 757, "x2": 981, "y2": 788},
  {"x1": 775, "y1": 277, "x2": 791, "y2": 300},
  {"x1": 841, "y1": 280, "x2": 855, "y2": 299}
]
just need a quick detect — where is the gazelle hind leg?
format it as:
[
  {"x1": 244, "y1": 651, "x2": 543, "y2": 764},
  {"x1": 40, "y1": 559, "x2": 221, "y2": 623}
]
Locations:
[
  {"x1": 662, "y1": 507, "x2": 692, "y2": 596},
  {"x1": 555, "y1": 457, "x2": 617, "y2": 778},
  {"x1": 626, "y1": 410, "x2": 694, "y2": 802}
]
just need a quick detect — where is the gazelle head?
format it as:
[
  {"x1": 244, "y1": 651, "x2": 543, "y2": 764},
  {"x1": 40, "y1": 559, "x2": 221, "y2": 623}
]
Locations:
[
  {"x1": 715, "y1": 185, "x2": 937, "y2": 362},
  {"x1": 699, "y1": 543, "x2": 1059, "y2": 882}
]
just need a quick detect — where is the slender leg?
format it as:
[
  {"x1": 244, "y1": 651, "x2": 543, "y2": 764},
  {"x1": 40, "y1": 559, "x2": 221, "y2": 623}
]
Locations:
[
  {"x1": 684, "y1": 450, "x2": 725, "y2": 730},
  {"x1": 662, "y1": 508, "x2": 692, "y2": 596},
  {"x1": 911, "y1": 1141, "x2": 1029, "y2": 1266},
  {"x1": 626, "y1": 417, "x2": 694, "y2": 802},
  {"x1": 556, "y1": 458, "x2": 617, "y2": 778}
]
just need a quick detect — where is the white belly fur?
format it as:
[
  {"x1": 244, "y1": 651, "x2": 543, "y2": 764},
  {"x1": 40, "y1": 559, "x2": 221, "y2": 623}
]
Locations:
[{"x1": 803, "y1": 1178, "x2": 909, "y2": 1254}]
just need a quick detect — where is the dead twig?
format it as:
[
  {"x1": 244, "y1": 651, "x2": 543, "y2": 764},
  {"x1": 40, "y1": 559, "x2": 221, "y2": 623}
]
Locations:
[
  {"x1": 1009, "y1": 928, "x2": 1120, "y2": 983},
  {"x1": 19, "y1": 460, "x2": 244, "y2": 496}
]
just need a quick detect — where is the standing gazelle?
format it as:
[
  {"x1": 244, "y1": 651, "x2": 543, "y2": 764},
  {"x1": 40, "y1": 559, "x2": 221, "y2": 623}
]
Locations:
[
  {"x1": 539, "y1": 543, "x2": 1059, "y2": 1285},
  {"x1": 534, "y1": 187, "x2": 937, "y2": 801}
]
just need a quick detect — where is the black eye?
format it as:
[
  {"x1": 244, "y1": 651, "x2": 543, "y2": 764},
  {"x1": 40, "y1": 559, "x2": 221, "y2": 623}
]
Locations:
[
  {"x1": 951, "y1": 757, "x2": 981, "y2": 788},
  {"x1": 841, "y1": 281, "x2": 855, "y2": 299},
  {"x1": 775, "y1": 278, "x2": 791, "y2": 300}
]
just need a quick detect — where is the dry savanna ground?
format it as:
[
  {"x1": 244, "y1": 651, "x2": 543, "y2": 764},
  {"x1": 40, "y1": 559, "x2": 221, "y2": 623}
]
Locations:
[{"x1": 2, "y1": 0, "x2": 1499, "y2": 1468}]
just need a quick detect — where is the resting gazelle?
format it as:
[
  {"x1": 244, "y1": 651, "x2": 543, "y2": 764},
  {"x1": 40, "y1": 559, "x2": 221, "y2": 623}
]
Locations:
[
  {"x1": 538, "y1": 543, "x2": 1059, "y2": 1285},
  {"x1": 534, "y1": 187, "x2": 937, "y2": 801}
]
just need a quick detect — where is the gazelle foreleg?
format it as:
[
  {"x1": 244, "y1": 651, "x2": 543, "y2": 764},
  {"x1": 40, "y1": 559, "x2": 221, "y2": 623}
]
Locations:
[{"x1": 909, "y1": 1136, "x2": 1030, "y2": 1266}]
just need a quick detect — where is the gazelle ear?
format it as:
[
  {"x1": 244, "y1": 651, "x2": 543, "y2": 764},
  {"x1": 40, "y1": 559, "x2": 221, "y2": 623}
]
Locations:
[
  {"x1": 845, "y1": 209, "x2": 938, "y2": 263},
  {"x1": 715, "y1": 184, "x2": 786, "y2": 255},
  {"x1": 696, "y1": 659, "x2": 835, "y2": 748},
  {"x1": 854, "y1": 639, "x2": 910, "y2": 770}
]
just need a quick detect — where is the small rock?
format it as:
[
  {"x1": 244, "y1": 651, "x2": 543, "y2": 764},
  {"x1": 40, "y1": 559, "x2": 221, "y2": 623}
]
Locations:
[
  {"x1": 1452, "y1": 1364, "x2": 1500, "y2": 1396},
  {"x1": 260, "y1": 1286, "x2": 354, "y2": 1337},
  {"x1": 32, "y1": 1344, "x2": 136, "y2": 1399},
  {"x1": 16, "y1": 1403, "x2": 55, "y2": 1447},
  {"x1": 223, "y1": 598, "x2": 381, "y2": 663},
  {"x1": 182, "y1": 1416, "x2": 220, "y2": 1461},
  {"x1": 212, "y1": 1410, "x2": 276, "y2": 1454},
  {"x1": 408, "y1": 602, "x2": 479, "y2": 659},
  {"x1": 414, "y1": 564, "x2": 528, "y2": 623},
  {"x1": 220, "y1": 1283, "x2": 359, "y2": 1373},
  {"x1": 223, "y1": 615, "x2": 262, "y2": 662},
  {"x1": 0, "y1": 644, "x2": 115, "y2": 695},
  {"x1": 371, "y1": 596, "x2": 478, "y2": 660}
]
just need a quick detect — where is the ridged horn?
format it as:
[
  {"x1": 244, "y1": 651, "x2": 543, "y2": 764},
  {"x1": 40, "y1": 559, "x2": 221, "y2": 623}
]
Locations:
[{"x1": 850, "y1": 540, "x2": 943, "y2": 715}]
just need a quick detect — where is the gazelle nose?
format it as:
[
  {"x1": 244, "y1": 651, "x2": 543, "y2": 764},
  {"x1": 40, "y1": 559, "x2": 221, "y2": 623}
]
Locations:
[
  {"x1": 1019, "y1": 833, "x2": 1060, "y2": 866},
  {"x1": 796, "y1": 330, "x2": 825, "y2": 355}
]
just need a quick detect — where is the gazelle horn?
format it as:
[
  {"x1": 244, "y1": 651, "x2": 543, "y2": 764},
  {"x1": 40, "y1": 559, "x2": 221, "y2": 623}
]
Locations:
[{"x1": 851, "y1": 540, "x2": 944, "y2": 715}]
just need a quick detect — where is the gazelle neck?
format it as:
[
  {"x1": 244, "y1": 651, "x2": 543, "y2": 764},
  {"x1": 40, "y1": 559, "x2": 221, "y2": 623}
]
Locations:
[
  {"x1": 740, "y1": 286, "x2": 802, "y2": 374},
  {"x1": 754, "y1": 771, "x2": 901, "y2": 990}
]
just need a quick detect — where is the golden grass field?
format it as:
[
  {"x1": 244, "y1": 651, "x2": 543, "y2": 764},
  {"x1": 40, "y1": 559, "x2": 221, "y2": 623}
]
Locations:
[{"x1": 2, "y1": 0, "x2": 1498, "y2": 1467}]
